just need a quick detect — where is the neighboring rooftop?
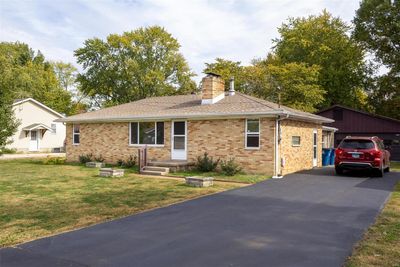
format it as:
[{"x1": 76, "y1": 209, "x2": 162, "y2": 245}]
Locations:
[{"x1": 59, "y1": 92, "x2": 333, "y2": 123}]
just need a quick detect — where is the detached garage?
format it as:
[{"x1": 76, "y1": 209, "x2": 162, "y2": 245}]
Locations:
[{"x1": 317, "y1": 105, "x2": 400, "y2": 161}]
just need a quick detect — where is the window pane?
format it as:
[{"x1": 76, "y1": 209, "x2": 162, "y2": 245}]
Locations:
[
  {"x1": 139, "y1": 122, "x2": 155, "y2": 144},
  {"x1": 174, "y1": 121, "x2": 185, "y2": 135},
  {"x1": 51, "y1": 124, "x2": 57, "y2": 133},
  {"x1": 130, "y1": 122, "x2": 138, "y2": 144},
  {"x1": 156, "y1": 122, "x2": 164, "y2": 145},
  {"x1": 247, "y1": 119, "x2": 259, "y2": 133},
  {"x1": 247, "y1": 135, "x2": 259, "y2": 148},
  {"x1": 174, "y1": 136, "x2": 185, "y2": 149},
  {"x1": 73, "y1": 134, "x2": 80, "y2": 144},
  {"x1": 73, "y1": 124, "x2": 80, "y2": 133},
  {"x1": 292, "y1": 136, "x2": 301, "y2": 146},
  {"x1": 339, "y1": 140, "x2": 375, "y2": 149}
]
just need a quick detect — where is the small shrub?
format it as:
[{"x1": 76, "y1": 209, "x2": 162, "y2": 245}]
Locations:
[
  {"x1": 220, "y1": 158, "x2": 242, "y2": 176},
  {"x1": 117, "y1": 159, "x2": 124, "y2": 167},
  {"x1": 123, "y1": 155, "x2": 137, "y2": 168},
  {"x1": 0, "y1": 147, "x2": 17, "y2": 155},
  {"x1": 94, "y1": 155, "x2": 105, "y2": 162},
  {"x1": 196, "y1": 152, "x2": 219, "y2": 172},
  {"x1": 79, "y1": 153, "x2": 93, "y2": 164},
  {"x1": 43, "y1": 157, "x2": 66, "y2": 165}
]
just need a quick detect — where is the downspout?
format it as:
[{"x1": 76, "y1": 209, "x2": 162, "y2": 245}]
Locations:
[{"x1": 272, "y1": 113, "x2": 290, "y2": 179}]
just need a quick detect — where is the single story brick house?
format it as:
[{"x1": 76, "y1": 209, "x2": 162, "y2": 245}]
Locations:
[{"x1": 59, "y1": 73, "x2": 333, "y2": 176}]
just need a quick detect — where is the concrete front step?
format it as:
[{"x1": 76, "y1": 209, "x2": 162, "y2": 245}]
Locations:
[
  {"x1": 140, "y1": 170, "x2": 168, "y2": 176},
  {"x1": 147, "y1": 160, "x2": 194, "y2": 172},
  {"x1": 147, "y1": 160, "x2": 194, "y2": 167},
  {"x1": 143, "y1": 166, "x2": 170, "y2": 173}
]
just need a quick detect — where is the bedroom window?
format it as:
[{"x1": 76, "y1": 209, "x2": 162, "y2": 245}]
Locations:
[
  {"x1": 73, "y1": 124, "x2": 80, "y2": 145},
  {"x1": 130, "y1": 122, "x2": 164, "y2": 145},
  {"x1": 292, "y1": 136, "x2": 301, "y2": 146},
  {"x1": 245, "y1": 119, "x2": 260, "y2": 148}
]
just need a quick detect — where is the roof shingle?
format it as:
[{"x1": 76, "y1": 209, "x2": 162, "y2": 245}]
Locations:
[{"x1": 59, "y1": 92, "x2": 333, "y2": 123}]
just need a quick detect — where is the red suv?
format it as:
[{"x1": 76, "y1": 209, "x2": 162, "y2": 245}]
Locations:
[{"x1": 335, "y1": 136, "x2": 390, "y2": 177}]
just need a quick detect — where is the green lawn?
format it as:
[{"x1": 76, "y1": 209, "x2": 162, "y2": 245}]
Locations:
[
  {"x1": 345, "y1": 182, "x2": 400, "y2": 267},
  {"x1": 391, "y1": 161, "x2": 400, "y2": 172},
  {"x1": 345, "y1": 162, "x2": 400, "y2": 266},
  {"x1": 169, "y1": 169, "x2": 270, "y2": 184},
  {"x1": 0, "y1": 159, "x2": 240, "y2": 247}
]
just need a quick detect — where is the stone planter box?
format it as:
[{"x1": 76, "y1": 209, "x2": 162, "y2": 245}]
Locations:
[
  {"x1": 99, "y1": 168, "x2": 124, "y2": 177},
  {"x1": 185, "y1": 176, "x2": 214, "y2": 187},
  {"x1": 86, "y1": 162, "x2": 105, "y2": 168}
]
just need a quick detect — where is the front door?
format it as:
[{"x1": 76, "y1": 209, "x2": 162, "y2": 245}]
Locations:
[
  {"x1": 171, "y1": 121, "x2": 187, "y2": 160},
  {"x1": 29, "y1": 130, "x2": 39, "y2": 151},
  {"x1": 313, "y1": 129, "x2": 317, "y2": 167}
]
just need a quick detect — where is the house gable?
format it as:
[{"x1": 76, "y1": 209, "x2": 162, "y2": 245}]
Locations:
[{"x1": 317, "y1": 105, "x2": 400, "y2": 133}]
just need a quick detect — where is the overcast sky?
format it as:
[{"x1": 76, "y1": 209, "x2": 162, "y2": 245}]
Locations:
[{"x1": 0, "y1": 0, "x2": 360, "y2": 82}]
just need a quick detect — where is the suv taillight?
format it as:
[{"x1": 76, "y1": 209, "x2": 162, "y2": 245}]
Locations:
[{"x1": 336, "y1": 148, "x2": 344, "y2": 159}]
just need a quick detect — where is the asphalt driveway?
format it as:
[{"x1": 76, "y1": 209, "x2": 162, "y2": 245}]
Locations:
[{"x1": 1, "y1": 168, "x2": 399, "y2": 267}]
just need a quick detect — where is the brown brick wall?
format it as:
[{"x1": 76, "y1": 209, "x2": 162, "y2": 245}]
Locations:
[
  {"x1": 187, "y1": 118, "x2": 275, "y2": 175},
  {"x1": 279, "y1": 120, "x2": 323, "y2": 175}
]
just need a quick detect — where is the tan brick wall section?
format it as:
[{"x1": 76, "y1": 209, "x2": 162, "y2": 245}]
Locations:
[
  {"x1": 279, "y1": 120, "x2": 323, "y2": 175},
  {"x1": 65, "y1": 118, "x2": 322, "y2": 176},
  {"x1": 201, "y1": 75, "x2": 225, "y2": 100},
  {"x1": 65, "y1": 118, "x2": 275, "y2": 175},
  {"x1": 187, "y1": 118, "x2": 275, "y2": 175},
  {"x1": 65, "y1": 122, "x2": 171, "y2": 163}
]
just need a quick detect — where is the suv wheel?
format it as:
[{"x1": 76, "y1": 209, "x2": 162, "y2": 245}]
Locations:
[
  {"x1": 375, "y1": 167, "x2": 384, "y2": 178},
  {"x1": 335, "y1": 166, "x2": 343, "y2": 175}
]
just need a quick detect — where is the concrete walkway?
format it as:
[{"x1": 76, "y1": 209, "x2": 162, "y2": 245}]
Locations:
[
  {"x1": 0, "y1": 153, "x2": 65, "y2": 160},
  {"x1": 1, "y1": 168, "x2": 399, "y2": 267}
]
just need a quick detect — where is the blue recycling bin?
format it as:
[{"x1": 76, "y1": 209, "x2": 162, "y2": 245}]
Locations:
[
  {"x1": 329, "y1": 148, "x2": 335, "y2": 165},
  {"x1": 322, "y1": 148, "x2": 331, "y2": 166}
]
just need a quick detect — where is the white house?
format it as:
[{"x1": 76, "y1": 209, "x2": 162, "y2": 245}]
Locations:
[{"x1": 7, "y1": 98, "x2": 66, "y2": 152}]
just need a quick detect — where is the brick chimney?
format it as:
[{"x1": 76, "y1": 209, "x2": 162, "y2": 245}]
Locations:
[{"x1": 201, "y1": 72, "x2": 225, "y2": 105}]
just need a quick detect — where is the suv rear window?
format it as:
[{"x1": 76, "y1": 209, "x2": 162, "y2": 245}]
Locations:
[{"x1": 339, "y1": 140, "x2": 375, "y2": 149}]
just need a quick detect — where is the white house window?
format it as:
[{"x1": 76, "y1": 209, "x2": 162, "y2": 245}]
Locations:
[
  {"x1": 130, "y1": 122, "x2": 164, "y2": 145},
  {"x1": 292, "y1": 136, "x2": 301, "y2": 146},
  {"x1": 51, "y1": 123, "x2": 57, "y2": 134},
  {"x1": 73, "y1": 124, "x2": 80, "y2": 145},
  {"x1": 246, "y1": 119, "x2": 260, "y2": 148}
]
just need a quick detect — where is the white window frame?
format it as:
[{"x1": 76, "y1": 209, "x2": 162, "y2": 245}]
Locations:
[
  {"x1": 129, "y1": 121, "x2": 164, "y2": 147},
  {"x1": 245, "y1": 118, "x2": 260, "y2": 149},
  {"x1": 72, "y1": 124, "x2": 80, "y2": 145},
  {"x1": 292, "y1": 136, "x2": 301, "y2": 147}
]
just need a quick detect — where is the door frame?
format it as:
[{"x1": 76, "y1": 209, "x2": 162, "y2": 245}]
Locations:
[
  {"x1": 171, "y1": 120, "x2": 187, "y2": 160},
  {"x1": 29, "y1": 130, "x2": 40, "y2": 152},
  {"x1": 312, "y1": 129, "x2": 317, "y2": 167}
]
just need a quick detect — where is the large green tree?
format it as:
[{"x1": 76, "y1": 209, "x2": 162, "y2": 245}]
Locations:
[
  {"x1": 0, "y1": 52, "x2": 19, "y2": 150},
  {"x1": 353, "y1": 0, "x2": 400, "y2": 119},
  {"x1": 273, "y1": 10, "x2": 370, "y2": 109},
  {"x1": 203, "y1": 55, "x2": 324, "y2": 112},
  {"x1": 0, "y1": 42, "x2": 73, "y2": 115},
  {"x1": 75, "y1": 26, "x2": 196, "y2": 107},
  {"x1": 204, "y1": 58, "x2": 246, "y2": 92},
  {"x1": 51, "y1": 61, "x2": 89, "y2": 114},
  {"x1": 247, "y1": 59, "x2": 324, "y2": 113}
]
